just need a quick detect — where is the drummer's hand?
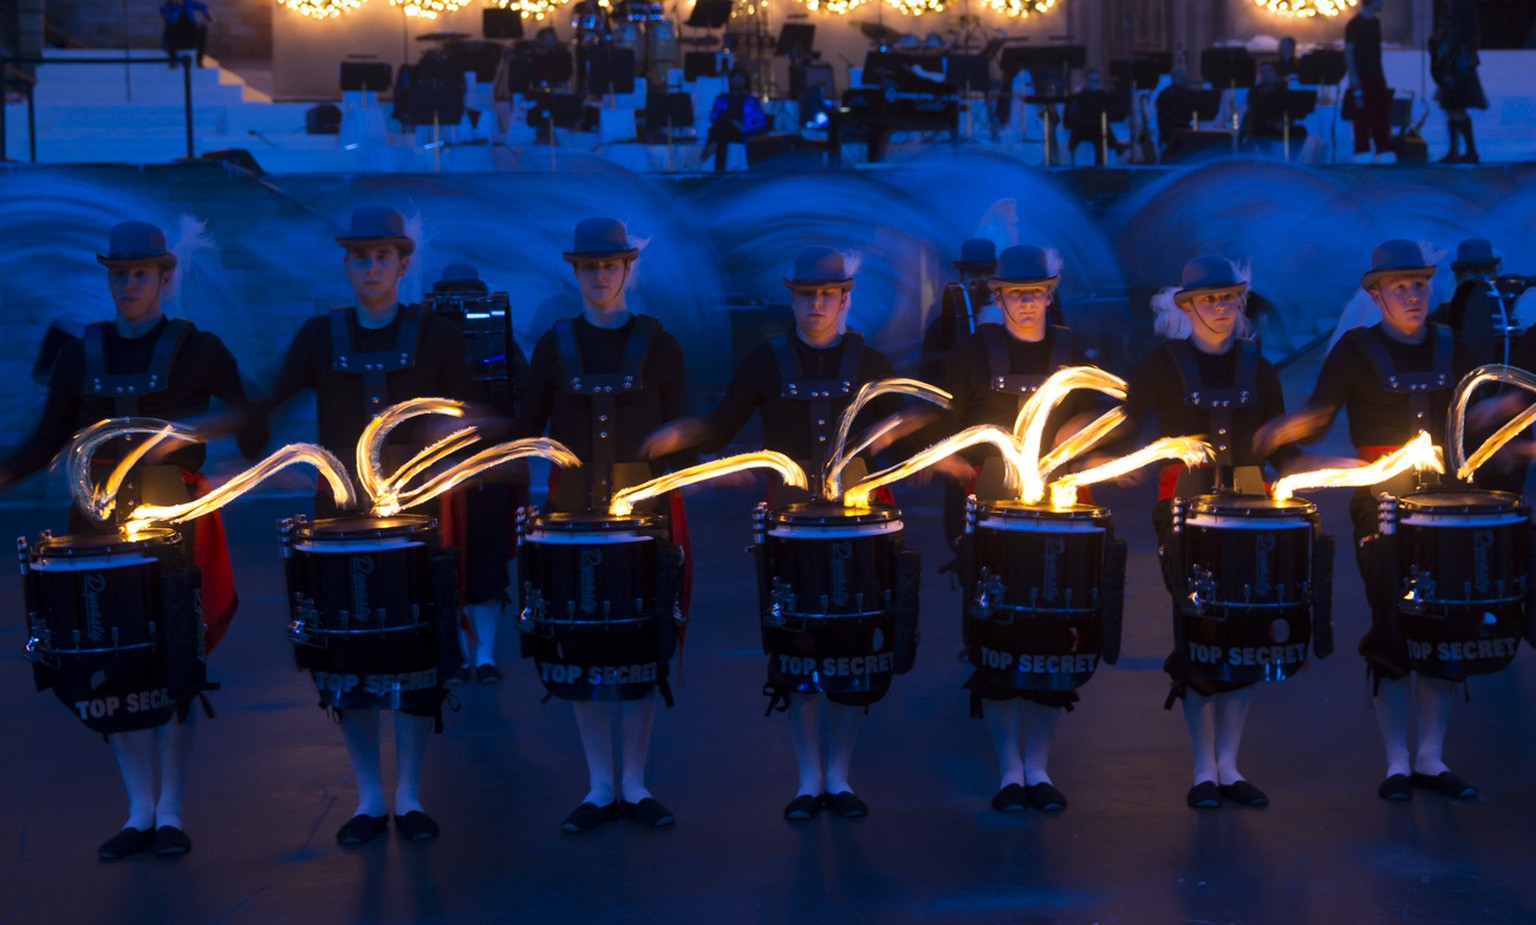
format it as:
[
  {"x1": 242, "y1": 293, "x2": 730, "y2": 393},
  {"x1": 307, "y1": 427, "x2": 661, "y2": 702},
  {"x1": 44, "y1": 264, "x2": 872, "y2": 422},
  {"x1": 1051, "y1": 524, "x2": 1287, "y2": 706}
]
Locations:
[
  {"x1": 1253, "y1": 406, "x2": 1330, "y2": 457},
  {"x1": 640, "y1": 419, "x2": 707, "y2": 460},
  {"x1": 1467, "y1": 393, "x2": 1525, "y2": 432}
]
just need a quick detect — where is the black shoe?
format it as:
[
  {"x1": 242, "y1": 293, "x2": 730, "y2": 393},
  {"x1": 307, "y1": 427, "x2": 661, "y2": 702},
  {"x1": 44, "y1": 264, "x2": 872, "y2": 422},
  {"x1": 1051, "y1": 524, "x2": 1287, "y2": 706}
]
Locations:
[
  {"x1": 1186, "y1": 781, "x2": 1220, "y2": 809},
  {"x1": 1377, "y1": 773, "x2": 1413, "y2": 801},
  {"x1": 991, "y1": 783, "x2": 1028, "y2": 813},
  {"x1": 335, "y1": 813, "x2": 389, "y2": 845},
  {"x1": 1461, "y1": 150, "x2": 1480, "y2": 164},
  {"x1": 1409, "y1": 770, "x2": 1477, "y2": 799},
  {"x1": 825, "y1": 791, "x2": 868, "y2": 819},
  {"x1": 153, "y1": 826, "x2": 193, "y2": 856},
  {"x1": 394, "y1": 811, "x2": 441, "y2": 841},
  {"x1": 784, "y1": 793, "x2": 823, "y2": 821},
  {"x1": 98, "y1": 827, "x2": 153, "y2": 861},
  {"x1": 1218, "y1": 780, "x2": 1269, "y2": 807},
  {"x1": 561, "y1": 800, "x2": 619, "y2": 833},
  {"x1": 445, "y1": 665, "x2": 471, "y2": 687},
  {"x1": 475, "y1": 664, "x2": 503, "y2": 684},
  {"x1": 624, "y1": 797, "x2": 676, "y2": 828},
  {"x1": 1026, "y1": 782, "x2": 1068, "y2": 812}
]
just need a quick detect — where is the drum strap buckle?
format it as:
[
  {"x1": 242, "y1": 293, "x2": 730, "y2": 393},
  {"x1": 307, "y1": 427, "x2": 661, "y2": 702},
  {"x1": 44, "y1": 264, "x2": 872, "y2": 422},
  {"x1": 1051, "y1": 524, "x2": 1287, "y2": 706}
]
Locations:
[{"x1": 765, "y1": 579, "x2": 807, "y2": 633}]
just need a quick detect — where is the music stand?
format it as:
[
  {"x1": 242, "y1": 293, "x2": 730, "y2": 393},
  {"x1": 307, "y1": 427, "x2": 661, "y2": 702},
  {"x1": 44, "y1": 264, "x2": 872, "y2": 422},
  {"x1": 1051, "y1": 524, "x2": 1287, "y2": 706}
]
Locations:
[
  {"x1": 1002, "y1": 45, "x2": 1085, "y2": 97},
  {"x1": 645, "y1": 92, "x2": 694, "y2": 132},
  {"x1": 1297, "y1": 50, "x2": 1346, "y2": 86},
  {"x1": 945, "y1": 54, "x2": 989, "y2": 93},
  {"x1": 1283, "y1": 89, "x2": 1318, "y2": 120},
  {"x1": 588, "y1": 48, "x2": 637, "y2": 95},
  {"x1": 1109, "y1": 53, "x2": 1171, "y2": 89},
  {"x1": 775, "y1": 24, "x2": 815, "y2": 58},
  {"x1": 340, "y1": 59, "x2": 392, "y2": 93},
  {"x1": 687, "y1": 0, "x2": 731, "y2": 28},
  {"x1": 527, "y1": 93, "x2": 583, "y2": 130},
  {"x1": 1200, "y1": 47, "x2": 1255, "y2": 89},
  {"x1": 684, "y1": 51, "x2": 720, "y2": 80},
  {"x1": 1187, "y1": 89, "x2": 1222, "y2": 122},
  {"x1": 483, "y1": 8, "x2": 523, "y2": 40}
]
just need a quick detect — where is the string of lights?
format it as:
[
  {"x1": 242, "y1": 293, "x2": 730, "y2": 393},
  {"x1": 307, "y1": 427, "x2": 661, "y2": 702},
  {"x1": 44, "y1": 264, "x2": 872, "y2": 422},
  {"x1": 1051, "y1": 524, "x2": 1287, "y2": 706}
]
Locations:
[
  {"x1": 977, "y1": 0, "x2": 1058, "y2": 18},
  {"x1": 275, "y1": 0, "x2": 367, "y2": 18},
  {"x1": 1252, "y1": 0, "x2": 1358, "y2": 17},
  {"x1": 391, "y1": 0, "x2": 470, "y2": 17}
]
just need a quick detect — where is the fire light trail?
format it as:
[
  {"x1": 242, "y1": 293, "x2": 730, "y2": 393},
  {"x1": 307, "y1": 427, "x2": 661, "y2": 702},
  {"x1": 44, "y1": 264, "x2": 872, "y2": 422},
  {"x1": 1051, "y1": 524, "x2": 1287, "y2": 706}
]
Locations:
[
  {"x1": 68, "y1": 419, "x2": 202, "y2": 523},
  {"x1": 608, "y1": 452, "x2": 808, "y2": 517},
  {"x1": 1036, "y1": 407, "x2": 1128, "y2": 483},
  {"x1": 841, "y1": 426, "x2": 1030, "y2": 510},
  {"x1": 1047, "y1": 437, "x2": 1213, "y2": 509},
  {"x1": 1270, "y1": 431, "x2": 1443, "y2": 502},
  {"x1": 823, "y1": 378, "x2": 951, "y2": 502},
  {"x1": 126, "y1": 444, "x2": 358, "y2": 533},
  {"x1": 1448, "y1": 364, "x2": 1536, "y2": 481},
  {"x1": 1011, "y1": 367, "x2": 1129, "y2": 504}
]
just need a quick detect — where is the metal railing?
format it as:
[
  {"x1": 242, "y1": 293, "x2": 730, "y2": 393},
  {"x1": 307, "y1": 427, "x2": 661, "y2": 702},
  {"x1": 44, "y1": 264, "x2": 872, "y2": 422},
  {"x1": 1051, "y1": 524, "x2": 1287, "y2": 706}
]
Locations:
[{"x1": 0, "y1": 52, "x2": 196, "y2": 163}]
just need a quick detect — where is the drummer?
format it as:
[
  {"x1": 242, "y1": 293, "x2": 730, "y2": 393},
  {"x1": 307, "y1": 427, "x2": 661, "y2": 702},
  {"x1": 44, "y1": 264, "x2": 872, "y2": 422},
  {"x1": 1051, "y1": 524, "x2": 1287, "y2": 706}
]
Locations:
[
  {"x1": 1122, "y1": 255, "x2": 1298, "y2": 809},
  {"x1": 940, "y1": 244, "x2": 1095, "y2": 813},
  {"x1": 916, "y1": 238, "x2": 998, "y2": 385},
  {"x1": 1257, "y1": 240, "x2": 1478, "y2": 802},
  {"x1": 514, "y1": 217, "x2": 690, "y2": 833},
  {"x1": 0, "y1": 220, "x2": 265, "y2": 860},
  {"x1": 259, "y1": 205, "x2": 471, "y2": 845},
  {"x1": 644, "y1": 245, "x2": 912, "y2": 822}
]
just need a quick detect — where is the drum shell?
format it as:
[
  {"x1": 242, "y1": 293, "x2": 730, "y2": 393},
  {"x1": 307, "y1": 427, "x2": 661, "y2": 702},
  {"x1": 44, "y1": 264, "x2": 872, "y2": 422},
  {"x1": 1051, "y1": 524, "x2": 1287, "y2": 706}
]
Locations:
[
  {"x1": 1176, "y1": 496, "x2": 1316, "y2": 684},
  {"x1": 965, "y1": 502, "x2": 1108, "y2": 692},
  {"x1": 518, "y1": 512, "x2": 666, "y2": 702},
  {"x1": 759, "y1": 503, "x2": 902, "y2": 700},
  {"x1": 284, "y1": 516, "x2": 444, "y2": 712},
  {"x1": 23, "y1": 529, "x2": 189, "y2": 734},
  {"x1": 1395, "y1": 490, "x2": 1528, "y2": 679}
]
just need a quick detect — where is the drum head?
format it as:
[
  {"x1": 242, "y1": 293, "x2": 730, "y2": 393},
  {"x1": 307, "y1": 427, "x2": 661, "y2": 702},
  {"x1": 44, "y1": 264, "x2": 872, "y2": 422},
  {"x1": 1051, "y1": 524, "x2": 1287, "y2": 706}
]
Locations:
[
  {"x1": 531, "y1": 511, "x2": 664, "y2": 534},
  {"x1": 771, "y1": 501, "x2": 900, "y2": 528},
  {"x1": 301, "y1": 514, "x2": 436, "y2": 541},
  {"x1": 1400, "y1": 489, "x2": 1528, "y2": 516},
  {"x1": 34, "y1": 527, "x2": 180, "y2": 556},
  {"x1": 975, "y1": 499, "x2": 1110, "y2": 524},
  {"x1": 1189, "y1": 494, "x2": 1317, "y2": 519}
]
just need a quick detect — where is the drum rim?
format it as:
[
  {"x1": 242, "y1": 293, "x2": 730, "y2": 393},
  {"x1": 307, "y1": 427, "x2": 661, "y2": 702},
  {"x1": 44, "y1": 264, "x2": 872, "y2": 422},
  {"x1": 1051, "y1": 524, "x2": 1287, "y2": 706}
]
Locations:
[
  {"x1": 770, "y1": 500, "x2": 900, "y2": 525},
  {"x1": 974, "y1": 499, "x2": 1110, "y2": 521},
  {"x1": 300, "y1": 513, "x2": 436, "y2": 539},
  {"x1": 529, "y1": 511, "x2": 665, "y2": 531},
  {"x1": 1188, "y1": 493, "x2": 1317, "y2": 516},
  {"x1": 34, "y1": 526, "x2": 180, "y2": 555},
  {"x1": 1399, "y1": 488, "x2": 1529, "y2": 515}
]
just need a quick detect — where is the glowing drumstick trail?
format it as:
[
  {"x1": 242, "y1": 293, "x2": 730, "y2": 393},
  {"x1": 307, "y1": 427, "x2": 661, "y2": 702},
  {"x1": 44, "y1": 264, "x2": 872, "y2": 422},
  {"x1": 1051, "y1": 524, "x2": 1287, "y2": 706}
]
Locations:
[
  {"x1": 126, "y1": 444, "x2": 360, "y2": 533},
  {"x1": 1036, "y1": 407, "x2": 1128, "y2": 482},
  {"x1": 1448, "y1": 364, "x2": 1536, "y2": 476},
  {"x1": 824, "y1": 378, "x2": 951, "y2": 502},
  {"x1": 355, "y1": 397, "x2": 470, "y2": 504},
  {"x1": 841, "y1": 426, "x2": 1029, "y2": 510},
  {"x1": 609, "y1": 452, "x2": 807, "y2": 517},
  {"x1": 378, "y1": 438, "x2": 580, "y2": 517},
  {"x1": 67, "y1": 419, "x2": 203, "y2": 523},
  {"x1": 1270, "y1": 431, "x2": 1443, "y2": 502},
  {"x1": 1047, "y1": 437, "x2": 1213, "y2": 509},
  {"x1": 1012, "y1": 366, "x2": 1128, "y2": 504},
  {"x1": 1459, "y1": 403, "x2": 1536, "y2": 482}
]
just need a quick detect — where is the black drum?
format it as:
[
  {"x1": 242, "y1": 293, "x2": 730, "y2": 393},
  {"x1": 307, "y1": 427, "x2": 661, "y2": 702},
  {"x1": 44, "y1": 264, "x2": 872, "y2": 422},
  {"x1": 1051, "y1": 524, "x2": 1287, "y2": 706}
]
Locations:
[
  {"x1": 21, "y1": 527, "x2": 191, "y2": 735},
  {"x1": 281, "y1": 514, "x2": 449, "y2": 713},
  {"x1": 965, "y1": 500, "x2": 1113, "y2": 692},
  {"x1": 1393, "y1": 489, "x2": 1528, "y2": 680},
  {"x1": 517, "y1": 511, "x2": 674, "y2": 702},
  {"x1": 1173, "y1": 494, "x2": 1318, "y2": 684},
  {"x1": 756, "y1": 501, "x2": 913, "y2": 703}
]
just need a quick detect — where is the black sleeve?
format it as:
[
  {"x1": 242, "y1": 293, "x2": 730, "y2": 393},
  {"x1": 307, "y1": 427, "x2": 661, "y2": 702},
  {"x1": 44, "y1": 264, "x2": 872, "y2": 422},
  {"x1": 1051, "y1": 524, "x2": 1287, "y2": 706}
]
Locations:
[
  {"x1": 1257, "y1": 358, "x2": 1301, "y2": 471},
  {"x1": 0, "y1": 342, "x2": 85, "y2": 483},
  {"x1": 260, "y1": 317, "x2": 323, "y2": 415},
  {"x1": 195, "y1": 331, "x2": 268, "y2": 462},
  {"x1": 1513, "y1": 327, "x2": 1536, "y2": 374},
  {"x1": 1300, "y1": 336, "x2": 1358, "y2": 439},
  {"x1": 513, "y1": 330, "x2": 559, "y2": 439},
  {"x1": 650, "y1": 331, "x2": 694, "y2": 471},
  {"x1": 698, "y1": 342, "x2": 771, "y2": 454}
]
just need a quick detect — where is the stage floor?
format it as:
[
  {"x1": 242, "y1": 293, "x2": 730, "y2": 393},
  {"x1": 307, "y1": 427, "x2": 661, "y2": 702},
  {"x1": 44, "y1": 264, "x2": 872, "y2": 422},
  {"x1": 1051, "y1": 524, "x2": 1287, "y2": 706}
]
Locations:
[{"x1": 3, "y1": 478, "x2": 1536, "y2": 925}]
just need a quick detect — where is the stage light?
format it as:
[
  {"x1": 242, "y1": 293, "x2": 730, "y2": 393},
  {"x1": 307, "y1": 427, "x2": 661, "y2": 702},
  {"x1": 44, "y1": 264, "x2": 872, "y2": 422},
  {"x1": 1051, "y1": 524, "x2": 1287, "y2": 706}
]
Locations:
[
  {"x1": 977, "y1": 0, "x2": 1058, "y2": 19},
  {"x1": 277, "y1": 0, "x2": 367, "y2": 18},
  {"x1": 1253, "y1": 0, "x2": 1358, "y2": 18},
  {"x1": 392, "y1": 0, "x2": 468, "y2": 17}
]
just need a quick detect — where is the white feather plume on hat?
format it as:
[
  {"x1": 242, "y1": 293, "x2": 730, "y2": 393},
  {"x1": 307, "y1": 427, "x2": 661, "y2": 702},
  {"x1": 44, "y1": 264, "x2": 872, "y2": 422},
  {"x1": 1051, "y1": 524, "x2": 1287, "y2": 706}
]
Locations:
[
  {"x1": 1043, "y1": 247, "x2": 1063, "y2": 280},
  {"x1": 836, "y1": 250, "x2": 862, "y2": 335},
  {"x1": 166, "y1": 215, "x2": 216, "y2": 301}
]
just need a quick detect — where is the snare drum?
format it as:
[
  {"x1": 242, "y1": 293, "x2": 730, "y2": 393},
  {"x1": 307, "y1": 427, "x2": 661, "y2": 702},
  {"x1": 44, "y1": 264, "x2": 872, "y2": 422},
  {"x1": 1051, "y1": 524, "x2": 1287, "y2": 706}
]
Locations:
[
  {"x1": 1174, "y1": 494, "x2": 1318, "y2": 684},
  {"x1": 1393, "y1": 489, "x2": 1528, "y2": 680},
  {"x1": 517, "y1": 511, "x2": 670, "y2": 702},
  {"x1": 757, "y1": 502, "x2": 904, "y2": 703},
  {"x1": 22, "y1": 527, "x2": 190, "y2": 734},
  {"x1": 965, "y1": 500, "x2": 1111, "y2": 692},
  {"x1": 281, "y1": 514, "x2": 446, "y2": 712}
]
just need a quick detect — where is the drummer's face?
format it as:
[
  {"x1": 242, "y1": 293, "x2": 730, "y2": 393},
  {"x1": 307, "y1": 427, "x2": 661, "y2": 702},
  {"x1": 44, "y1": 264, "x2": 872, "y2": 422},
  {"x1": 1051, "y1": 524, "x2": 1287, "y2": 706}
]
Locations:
[
  {"x1": 573, "y1": 257, "x2": 630, "y2": 309},
  {"x1": 996, "y1": 285, "x2": 1052, "y2": 341},
  {"x1": 107, "y1": 263, "x2": 171, "y2": 326},
  {"x1": 1371, "y1": 274, "x2": 1431, "y2": 339},
  {"x1": 791, "y1": 286, "x2": 848, "y2": 346},
  {"x1": 1180, "y1": 288, "x2": 1244, "y2": 339}
]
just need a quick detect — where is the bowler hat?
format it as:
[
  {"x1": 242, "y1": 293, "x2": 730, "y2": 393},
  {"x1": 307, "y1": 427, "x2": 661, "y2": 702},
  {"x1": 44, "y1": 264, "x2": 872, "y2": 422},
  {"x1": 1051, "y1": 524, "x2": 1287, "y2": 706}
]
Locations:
[
  {"x1": 954, "y1": 238, "x2": 998, "y2": 271},
  {"x1": 1362, "y1": 239, "x2": 1436, "y2": 289},
  {"x1": 335, "y1": 204, "x2": 415, "y2": 256},
  {"x1": 97, "y1": 221, "x2": 177, "y2": 269},
  {"x1": 988, "y1": 245, "x2": 1059, "y2": 290},
  {"x1": 562, "y1": 217, "x2": 639, "y2": 263},
  {"x1": 1450, "y1": 238, "x2": 1499, "y2": 272},
  {"x1": 1174, "y1": 255, "x2": 1248, "y2": 304},
  {"x1": 782, "y1": 246, "x2": 854, "y2": 291},
  {"x1": 433, "y1": 262, "x2": 489, "y2": 294}
]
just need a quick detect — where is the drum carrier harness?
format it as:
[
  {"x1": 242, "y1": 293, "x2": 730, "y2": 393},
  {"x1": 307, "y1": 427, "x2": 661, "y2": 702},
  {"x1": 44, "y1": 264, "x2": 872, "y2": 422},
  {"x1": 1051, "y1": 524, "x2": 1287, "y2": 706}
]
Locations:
[
  {"x1": 1167, "y1": 337, "x2": 1260, "y2": 492},
  {"x1": 980, "y1": 324, "x2": 1072, "y2": 417},
  {"x1": 329, "y1": 304, "x2": 425, "y2": 410},
  {"x1": 83, "y1": 318, "x2": 192, "y2": 415},
  {"x1": 555, "y1": 315, "x2": 660, "y2": 509},
  {"x1": 1343, "y1": 322, "x2": 1455, "y2": 438},
  {"x1": 768, "y1": 331, "x2": 863, "y2": 495}
]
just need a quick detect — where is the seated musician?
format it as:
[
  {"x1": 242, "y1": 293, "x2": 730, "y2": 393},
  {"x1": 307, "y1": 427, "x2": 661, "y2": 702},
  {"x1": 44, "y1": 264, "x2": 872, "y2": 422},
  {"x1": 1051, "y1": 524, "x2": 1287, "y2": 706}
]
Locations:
[
  {"x1": 1122, "y1": 255, "x2": 1299, "y2": 809},
  {"x1": 259, "y1": 205, "x2": 472, "y2": 845},
  {"x1": 1240, "y1": 63, "x2": 1308, "y2": 148},
  {"x1": 643, "y1": 246, "x2": 912, "y2": 822},
  {"x1": 1064, "y1": 69, "x2": 1125, "y2": 166},
  {"x1": 917, "y1": 237, "x2": 998, "y2": 385},
  {"x1": 0, "y1": 220, "x2": 265, "y2": 860},
  {"x1": 1257, "y1": 241, "x2": 1480, "y2": 802},
  {"x1": 1154, "y1": 68, "x2": 1204, "y2": 158},
  {"x1": 514, "y1": 217, "x2": 691, "y2": 834},
  {"x1": 703, "y1": 70, "x2": 768, "y2": 172},
  {"x1": 941, "y1": 244, "x2": 1096, "y2": 813}
]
